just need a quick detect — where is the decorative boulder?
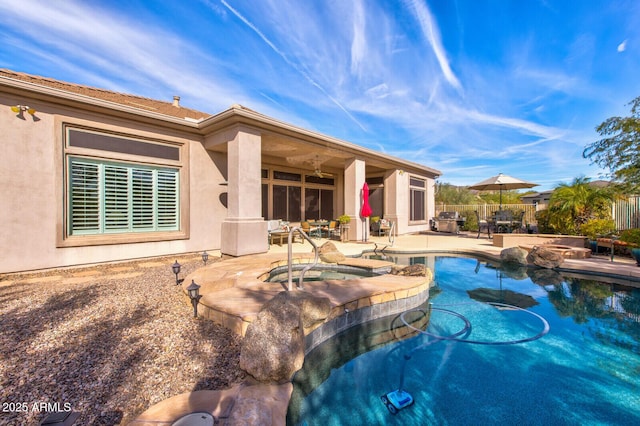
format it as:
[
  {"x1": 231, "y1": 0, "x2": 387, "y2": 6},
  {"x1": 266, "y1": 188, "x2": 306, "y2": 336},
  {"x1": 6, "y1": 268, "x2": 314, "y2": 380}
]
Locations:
[
  {"x1": 390, "y1": 264, "x2": 427, "y2": 277},
  {"x1": 240, "y1": 291, "x2": 331, "y2": 383},
  {"x1": 500, "y1": 247, "x2": 528, "y2": 266},
  {"x1": 526, "y1": 246, "x2": 564, "y2": 269},
  {"x1": 318, "y1": 241, "x2": 346, "y2": 263}
]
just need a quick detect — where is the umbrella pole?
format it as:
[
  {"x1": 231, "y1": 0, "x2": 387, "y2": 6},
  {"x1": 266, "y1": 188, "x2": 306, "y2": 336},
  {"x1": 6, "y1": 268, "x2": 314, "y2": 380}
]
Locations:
[{"x1": 362, "y1": 218, "x2": 368, "y2": 242}]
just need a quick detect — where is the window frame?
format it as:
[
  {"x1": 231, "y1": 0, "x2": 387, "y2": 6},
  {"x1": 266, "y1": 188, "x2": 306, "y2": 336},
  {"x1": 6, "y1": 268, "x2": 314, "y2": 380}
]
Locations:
[
  {"x1": 262, "y1": 166, "x2": 337, "y2": 221},
  {"x1": 409, "y1": 176, "x2": 427, "y2": 223},
  {"x1": 67, "y1": 157, "x2": 180, "y2": 235},
  {"x1": 58, "y1": 123, "x2": 188, "y2": 247}
]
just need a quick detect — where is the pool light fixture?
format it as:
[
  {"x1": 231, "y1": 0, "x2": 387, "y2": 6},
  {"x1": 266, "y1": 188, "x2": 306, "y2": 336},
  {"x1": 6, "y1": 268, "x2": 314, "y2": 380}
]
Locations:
[
  {"x1": 186, "y1": 279, "x2": 201, "y2": 318},
  {"x1": 202, "y1": 250, "x2": 209, "y2": 265},
  {"x1": 172, "y1": 260, "x2": 183, "y2": 285}
]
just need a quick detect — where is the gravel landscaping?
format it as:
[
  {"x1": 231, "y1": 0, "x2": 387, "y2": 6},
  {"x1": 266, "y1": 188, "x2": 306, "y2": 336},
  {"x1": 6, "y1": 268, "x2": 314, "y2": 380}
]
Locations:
[{"x1": 0, "y1": 254, "x2": 245, "y2": 425}]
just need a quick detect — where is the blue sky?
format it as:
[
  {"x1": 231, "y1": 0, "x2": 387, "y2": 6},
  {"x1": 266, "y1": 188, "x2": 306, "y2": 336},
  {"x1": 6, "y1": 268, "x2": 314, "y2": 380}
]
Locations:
[{"x1": 1, "y1": 0, "x2": 639, "y2": 191}]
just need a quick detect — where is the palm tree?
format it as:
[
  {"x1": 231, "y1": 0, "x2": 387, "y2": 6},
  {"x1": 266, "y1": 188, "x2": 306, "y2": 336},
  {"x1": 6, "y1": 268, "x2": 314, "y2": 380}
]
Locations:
[{"x1": 548, "y1": 177, "x2": 617, "y2": 234}]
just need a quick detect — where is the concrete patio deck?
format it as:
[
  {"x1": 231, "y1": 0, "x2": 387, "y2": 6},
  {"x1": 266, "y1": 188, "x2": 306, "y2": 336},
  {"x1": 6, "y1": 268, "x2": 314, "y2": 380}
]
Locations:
[{"x1": 133, "y1": 231, "x2": 640, "y2": 425}]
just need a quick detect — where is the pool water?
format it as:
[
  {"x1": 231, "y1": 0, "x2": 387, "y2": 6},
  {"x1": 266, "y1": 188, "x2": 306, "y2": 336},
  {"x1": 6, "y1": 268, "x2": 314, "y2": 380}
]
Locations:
[
  {"x1": 288, "y1": 256, "x2": 640, "y2": 425},
  {"x1": 266, "y1": 264, "x2": 377, "y2": 283}
]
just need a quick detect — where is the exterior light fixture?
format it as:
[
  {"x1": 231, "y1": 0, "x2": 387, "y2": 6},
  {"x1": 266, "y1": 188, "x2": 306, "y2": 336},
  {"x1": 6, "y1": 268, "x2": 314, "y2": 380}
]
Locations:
[
  {"x1": 11, "y1": 105, "x2": 36, "y2": 118},
  {"x1": 172, "y1": 260, "x2": 182, "y2": 285},
  {"x1": 202, "y1": 250, "x2": 209, "y2": 265},
  {"x1": 186, "y1": 279, "x2": 202, "y2": 318}
]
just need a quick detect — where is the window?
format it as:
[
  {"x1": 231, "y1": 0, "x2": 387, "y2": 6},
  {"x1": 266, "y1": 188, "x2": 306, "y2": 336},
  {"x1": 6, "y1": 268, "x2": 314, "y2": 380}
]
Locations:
[
  {"x1": 273, "y1": 170, "x2": 302, "y2": 182},
  {"x1": 368, "y1": 186, "x2": 384, "y2": 218},
  {"x1": 273, "y1": 185, "x2": 301, "y2": 222},
  {"x1": 410, "y1": 177, "x2": 426, "y2": 222},
  {"x1": 68, "y1": 157, "x2": 179, "y2": 235},
  {"x1": 304, "y1": 188, "x2": 334, "y2": 220}
]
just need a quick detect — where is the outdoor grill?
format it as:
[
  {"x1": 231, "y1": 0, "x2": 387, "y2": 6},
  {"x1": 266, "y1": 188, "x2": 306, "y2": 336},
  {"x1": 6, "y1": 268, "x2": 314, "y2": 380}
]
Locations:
[{"x1": 431, "y1": 211, "x2": 465, "y2": 233}]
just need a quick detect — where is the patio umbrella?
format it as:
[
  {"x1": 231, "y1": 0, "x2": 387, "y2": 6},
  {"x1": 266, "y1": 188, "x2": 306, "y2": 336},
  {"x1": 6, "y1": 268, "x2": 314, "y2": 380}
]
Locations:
[
  {"x1": 361, "y1": 182, "x2": 372, "y2": 241},
  {"x1": 468, "y1": 173, "x2": 538, "y2": 209}
]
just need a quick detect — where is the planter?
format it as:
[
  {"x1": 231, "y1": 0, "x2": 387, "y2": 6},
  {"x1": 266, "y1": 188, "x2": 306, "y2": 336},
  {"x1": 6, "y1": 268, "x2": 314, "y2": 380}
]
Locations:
[
  {"x1": 340, "y1": 224, "x2": 350, "y2": 242},
  {"x1": 631, "y1": 247, "x2": 640, "y2": 266}
]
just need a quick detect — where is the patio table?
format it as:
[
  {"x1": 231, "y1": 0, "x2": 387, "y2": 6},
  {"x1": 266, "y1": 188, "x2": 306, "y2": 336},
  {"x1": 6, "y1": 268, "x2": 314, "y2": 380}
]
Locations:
[
  {"x1": 308, "y1": 221, "x2": 328, "y2": 238},
  {"x1": 493, "y1": 211, "x2": 514, "y2": 233},
  {"x1": 269, "y1": 231, "x2": 289, "y2": 246}
]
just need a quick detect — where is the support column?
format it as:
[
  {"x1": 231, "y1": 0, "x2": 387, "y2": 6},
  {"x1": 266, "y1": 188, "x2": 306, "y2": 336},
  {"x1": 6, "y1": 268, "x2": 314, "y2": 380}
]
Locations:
[
  {"x1": 221, "y1": 127, "x2": 268, "y2": 256},
  {"x1": 344, "y1": 157, "x2": 366, "y2": 241},
  {"x1": 384, "y1": 170, "x2": 407, "y2": 235}
]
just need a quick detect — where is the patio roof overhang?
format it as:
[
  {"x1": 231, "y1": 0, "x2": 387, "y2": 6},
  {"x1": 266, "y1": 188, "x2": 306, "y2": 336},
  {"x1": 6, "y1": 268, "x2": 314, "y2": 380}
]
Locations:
[{"x1": 200, "y1": 104, "x2": 442, "y2": 178}]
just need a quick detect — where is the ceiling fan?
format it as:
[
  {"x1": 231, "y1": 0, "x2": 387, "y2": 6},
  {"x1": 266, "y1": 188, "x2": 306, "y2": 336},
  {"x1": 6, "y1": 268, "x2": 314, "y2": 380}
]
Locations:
[
  {"x1": 312, "y1": 155, "x2": 333, "y2": 178},
  {"x1": 286, "y1": 153, "x2": 334, "y2": 177}
]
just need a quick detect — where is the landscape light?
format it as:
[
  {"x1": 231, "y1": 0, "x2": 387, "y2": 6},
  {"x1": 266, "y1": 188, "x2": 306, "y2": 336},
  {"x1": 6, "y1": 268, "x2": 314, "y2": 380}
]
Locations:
[
  {"x1": 186, "y1": 279, "x2": 201, "y2": 318},
  {"x1": 172, "y1": 260, "x2": 182, "y2": 285}
]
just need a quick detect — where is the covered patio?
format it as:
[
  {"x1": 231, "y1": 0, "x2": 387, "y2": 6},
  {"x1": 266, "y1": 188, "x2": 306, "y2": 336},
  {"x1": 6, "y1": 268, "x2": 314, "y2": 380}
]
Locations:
[{"x1": 201, "y1": 105, "x2": 441, "y2": 256}]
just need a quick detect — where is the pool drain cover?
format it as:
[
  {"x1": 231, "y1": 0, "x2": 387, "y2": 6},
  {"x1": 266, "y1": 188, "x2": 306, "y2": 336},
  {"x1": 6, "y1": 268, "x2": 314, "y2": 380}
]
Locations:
[{"x1": 172, "y1": 412, "x2": 214, "y2": 426}]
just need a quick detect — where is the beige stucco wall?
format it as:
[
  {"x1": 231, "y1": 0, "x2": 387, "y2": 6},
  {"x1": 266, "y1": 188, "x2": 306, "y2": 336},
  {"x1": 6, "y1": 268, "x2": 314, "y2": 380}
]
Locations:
[
  {"x1": 383, "y1": 170, "x2": 434, "y2": 235},
  {"x1": 0, "y1": 95, "x2": 227, "y2": 273}
]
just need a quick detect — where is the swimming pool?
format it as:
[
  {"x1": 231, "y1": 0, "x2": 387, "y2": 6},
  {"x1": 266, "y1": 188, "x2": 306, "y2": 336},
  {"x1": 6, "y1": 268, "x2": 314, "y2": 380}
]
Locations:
[{"x1": 288, "y1": 255, "x2": 640, "y2": 425}]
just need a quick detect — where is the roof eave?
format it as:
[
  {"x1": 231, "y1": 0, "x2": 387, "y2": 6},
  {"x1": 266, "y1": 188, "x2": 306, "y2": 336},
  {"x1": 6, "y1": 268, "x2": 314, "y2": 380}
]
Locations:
[
  {"x1": 0, "y1": 75, "x2": 202, "y2": 131},
  {"x1": 200, "y1": 105, "x2": 442, "y2": 178},
  {"x1": 2, "y1": 74, "x2": 441, "y2": 178}
]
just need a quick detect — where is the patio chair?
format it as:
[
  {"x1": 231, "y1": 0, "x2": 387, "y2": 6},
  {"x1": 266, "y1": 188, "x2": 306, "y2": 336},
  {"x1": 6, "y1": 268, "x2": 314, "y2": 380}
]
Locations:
[
  {"x1": 511, "y1": 211, "x2": 525, "y2": 233},
  {"x1": 370, "y1": 220, "x2": 381, "y2": 236},
  {"x1": 267, "y1": 219, "x2": 281, "y2": 244},
  {"x1": 475, "y1": 211, "x2": 492, "y2": 239},
  {"x1": 323, "y1": 220, "x2": 339, "y2": 239},
  {"x1": 301, "y1": 221, "x2": 320, "y2": 238}
]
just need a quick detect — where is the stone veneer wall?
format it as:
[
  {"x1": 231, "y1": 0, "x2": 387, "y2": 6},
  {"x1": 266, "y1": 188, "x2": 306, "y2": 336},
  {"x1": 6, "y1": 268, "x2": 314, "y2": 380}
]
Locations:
[{"x1": 493, "y1": 234, "x2": 587, "y2": 249}]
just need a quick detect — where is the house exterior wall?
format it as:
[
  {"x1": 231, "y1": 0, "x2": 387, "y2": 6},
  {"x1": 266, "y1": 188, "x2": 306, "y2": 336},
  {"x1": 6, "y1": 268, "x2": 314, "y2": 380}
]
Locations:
[
  {"x1": 0, "y1": 95, "x2": 226, "y2": 273},
  {"x1": 383, "y1": 170, "x2": 434, "y2": 235},
  {"x1": 1, "y1": 74, "x2": 441, "y2": 273}
]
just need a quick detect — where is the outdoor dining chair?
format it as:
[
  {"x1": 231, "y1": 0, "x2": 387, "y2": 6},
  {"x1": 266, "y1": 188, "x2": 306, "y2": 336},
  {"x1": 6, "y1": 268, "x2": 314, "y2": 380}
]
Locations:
[
  {"x1": 323, "y1": 220, "x2": 339, "y2": 239},
  {"x1": 301, "y1": 221, "x2": 321, "y2": 238},
  {"x1": 475, "y1": 211, "x2": 493, "y2": 239}
]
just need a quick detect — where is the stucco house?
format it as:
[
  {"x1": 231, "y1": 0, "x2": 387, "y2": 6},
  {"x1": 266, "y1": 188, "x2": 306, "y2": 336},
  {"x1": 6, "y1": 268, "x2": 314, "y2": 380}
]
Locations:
[{"x1": 0, "y1": 69, "x2": 440, "y2": 273}]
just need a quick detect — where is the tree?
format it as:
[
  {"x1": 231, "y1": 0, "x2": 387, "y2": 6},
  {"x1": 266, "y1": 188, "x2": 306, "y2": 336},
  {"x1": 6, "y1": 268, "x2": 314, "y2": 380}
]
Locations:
[
  {"x1": 476, "y1": 189, "x2": 526, "y2": 205},
  {"x1": 547, "y1": 177, "x2": 617, "y2": 234},
  {"x1": 583, "y1": 96, "x2": 640, "y2": 192},
  {"x1": 435, "y1": 182, "x2": 528, "y2": 205},
  {"x1": 435, "y1": 182, "x2": 477, "y2": 204}
]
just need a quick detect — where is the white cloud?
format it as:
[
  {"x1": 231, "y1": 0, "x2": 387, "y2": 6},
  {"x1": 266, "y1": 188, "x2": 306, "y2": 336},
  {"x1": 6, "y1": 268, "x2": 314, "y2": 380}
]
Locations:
[
  {"x1": 350, "y1": 0, "x2": 367, "y2": 78},
  {"x1": 617, "y1": 39, "x2": 628, "y2": 52},
  {"x1": 219, "y1": 0, "x2": 367, "y2": 131},
  {"x1": 364, "y1": 83, "x2": 390, "y2": 99},
  {"x1": 404, "y1": 0, "x2": 462, "y2": 92}
]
